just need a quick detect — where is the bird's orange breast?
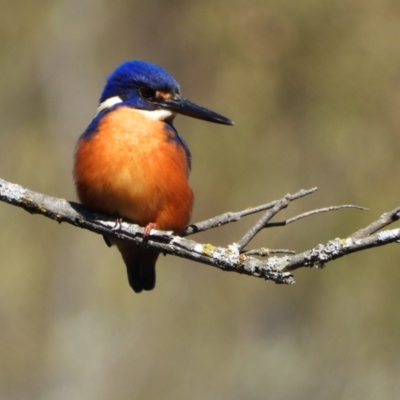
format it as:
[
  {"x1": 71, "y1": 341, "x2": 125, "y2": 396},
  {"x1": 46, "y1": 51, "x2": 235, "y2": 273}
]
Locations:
[{"x1": 74, "y1": 107, "x2": 193, "y2": 233}]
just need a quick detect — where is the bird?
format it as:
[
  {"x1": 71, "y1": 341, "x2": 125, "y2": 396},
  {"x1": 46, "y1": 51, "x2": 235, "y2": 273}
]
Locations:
[{"x1": 73, "y1": 60, "x2": 233, "y2": 293}]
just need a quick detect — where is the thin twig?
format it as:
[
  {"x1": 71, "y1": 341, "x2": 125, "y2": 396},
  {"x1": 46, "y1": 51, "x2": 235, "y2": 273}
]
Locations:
[
  {"x1": 350, "y1": 206, "x2": 400, "y2": 239},
  {"x1": 244, "y1": 248, "x2": 296, "y2": 256},
  {"x1": 237, "y1": 193, "x2": 292, "y2": 251},
  {"x1": 265, "y1": 204, "x2": 368, "y2": 228},
  {"x1": 182, "y1": 187, "x2": 318, "y2": 236}
]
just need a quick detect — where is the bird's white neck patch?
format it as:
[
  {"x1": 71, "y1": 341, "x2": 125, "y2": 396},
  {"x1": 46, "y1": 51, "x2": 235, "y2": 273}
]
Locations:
[
  {"x1": 134, "y1": 109, "x2": 175, "y2": 121},
  {"x1": 96, "y1": 96, "x2": 174, "y2": 121},
  {"x1": 96, "y1": 96, "x2": 123, "y2": 115}
]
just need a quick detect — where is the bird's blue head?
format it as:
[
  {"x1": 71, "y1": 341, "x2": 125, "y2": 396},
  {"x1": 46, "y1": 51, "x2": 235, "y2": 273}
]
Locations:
[
  {"x1": 97, "y1": 60, "x2": 233, "y2": 125},
  {"x1": 100, "y1": 61, "x2": 180, "y2": 110}
]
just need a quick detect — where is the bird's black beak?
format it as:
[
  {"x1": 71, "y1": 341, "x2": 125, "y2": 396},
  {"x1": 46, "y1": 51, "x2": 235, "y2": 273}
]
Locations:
[{"x1": 160, "y1": 96, "x2": 234, "y2": 126}]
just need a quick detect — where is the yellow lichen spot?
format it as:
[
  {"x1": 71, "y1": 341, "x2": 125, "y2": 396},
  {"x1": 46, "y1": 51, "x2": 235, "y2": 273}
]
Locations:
[
  {"x1": 21, "y1": 196, "x2": 32, "y2": 204},
  {"x1": 53, "y1": 214, "x2": 62, "y2": 222},
  {"x1": 202, "y1": 243, "x2": 215, "y2": 256}
]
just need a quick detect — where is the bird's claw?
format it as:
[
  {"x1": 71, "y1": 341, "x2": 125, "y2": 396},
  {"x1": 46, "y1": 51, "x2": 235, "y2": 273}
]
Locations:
[
  {"x1": 112, "y1": 217, "x2": 123, "y2": 231},
  {"x1": 143, "y1": 222, "x2": 158, "y2": 240}
]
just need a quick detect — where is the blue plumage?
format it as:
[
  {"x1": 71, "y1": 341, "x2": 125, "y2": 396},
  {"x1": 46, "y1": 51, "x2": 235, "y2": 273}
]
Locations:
[{"x1": 100, "y1": 60, "x2": 181, "y2": 110}]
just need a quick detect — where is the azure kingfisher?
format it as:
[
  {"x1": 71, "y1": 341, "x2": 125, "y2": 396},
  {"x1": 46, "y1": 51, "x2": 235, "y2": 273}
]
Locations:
[{"x1": 74, "y1": 60, "x2": 233, "y2": 293}]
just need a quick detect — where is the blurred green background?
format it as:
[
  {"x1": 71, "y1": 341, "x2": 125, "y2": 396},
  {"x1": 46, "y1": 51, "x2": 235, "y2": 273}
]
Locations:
[{"x1": 1, "y1": 1, "x2": 400, "y2": 399}]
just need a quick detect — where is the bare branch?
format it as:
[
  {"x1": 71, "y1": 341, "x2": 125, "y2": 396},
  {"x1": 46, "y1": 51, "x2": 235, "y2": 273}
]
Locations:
[
  {"x1": 244, "y1": 248, "x2": 296, "y2": 256},
  {"x1": 350, "y1": 206, "x2": 400, "y2": 239},
  {"x1": 266, "y1": 204, "x2": 368, "y2": 228},
  {"x1": 282, "y1": 228, "x2": 400, "y2": 272},
  {"x1": 182, "y1": 187, "x2": 318, "y2": 236},
  {"x1": 1, "y1": 176, "x2": 399, "y2": 287},
  {"x1": 237, "y1": 193, "x2": 293, "y2": 251},
  {"x1": 0, "y1": 178, "x2": 294, "y2": 284}
]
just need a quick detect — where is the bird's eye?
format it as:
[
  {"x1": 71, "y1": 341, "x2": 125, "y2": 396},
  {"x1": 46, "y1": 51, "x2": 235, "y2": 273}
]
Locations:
[{"x1": 139, "y1": 86, "x2": 157, "y2": 101}]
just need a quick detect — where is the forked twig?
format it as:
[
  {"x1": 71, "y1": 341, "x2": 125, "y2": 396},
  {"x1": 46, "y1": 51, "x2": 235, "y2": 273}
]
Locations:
[{"x1": 182, "y1": 187, "x2": 318, "y2": 236}]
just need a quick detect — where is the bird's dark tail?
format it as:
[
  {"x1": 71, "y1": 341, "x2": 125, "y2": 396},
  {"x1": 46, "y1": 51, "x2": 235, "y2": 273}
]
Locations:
[{"x1": 118, "y1": 245, "x2": 159, "y2": 293}]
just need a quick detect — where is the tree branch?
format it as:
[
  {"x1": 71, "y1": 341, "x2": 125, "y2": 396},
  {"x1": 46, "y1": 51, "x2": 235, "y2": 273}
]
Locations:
[
  {"x1": 265, "y1": 204, "x2": 368, "y2": 228},
  {"x1": 182, "y1": 187, "x2": 318, "y2": 236},
  {"x1": 0, "y1": 177, "x2": 399, "y2": 285}
]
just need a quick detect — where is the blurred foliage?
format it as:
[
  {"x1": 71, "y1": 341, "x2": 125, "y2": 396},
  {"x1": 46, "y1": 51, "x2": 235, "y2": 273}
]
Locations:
[{"x1": 1, "y1": 0, "x2": 400, "y2": 399}]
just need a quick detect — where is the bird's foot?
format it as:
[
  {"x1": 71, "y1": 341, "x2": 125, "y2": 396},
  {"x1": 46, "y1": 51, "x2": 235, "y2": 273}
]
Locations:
[
  {"x1": 143, "y1": 222, "x2": 158, "y2": 240},
  {"x1": 112, "y1": 217, "x2": 123, "y2": 231}
]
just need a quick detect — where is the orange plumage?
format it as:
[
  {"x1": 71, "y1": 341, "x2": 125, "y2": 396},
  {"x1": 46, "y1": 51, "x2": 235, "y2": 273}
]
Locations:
[
  {"x1": 74, "y1": 107, "x2": 193, "y2": 292},
  {"x1": 75, "y1": 107, "x2": 193, "y2": 230}
]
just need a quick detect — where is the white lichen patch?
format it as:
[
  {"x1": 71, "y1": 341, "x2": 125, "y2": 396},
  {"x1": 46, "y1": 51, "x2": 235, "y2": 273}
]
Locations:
[
  {"x1": 227, "y1": 243, "x2": 240, "y2": 258},
  {"x1": 342, "y1": 237, "x2": 354, "y2": 247},
  {"x1": 2, "y1": 181, "x2": 26, "y2": 198},
  {"x1": 210, "y1": 245, "x2": 240, "y2": 267},
  {"x1": 377, "y1": 228, "x2": 400, "y2": 241},
  {"x1": 194, "y1": 243, "x2": 204, "y2": 254},
  {"x1": 266, "y1": 256, "x2": 290, "y2": 271},
  {"x1": 323, "y1": 238, "x2": 343, "y2": 256}
]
